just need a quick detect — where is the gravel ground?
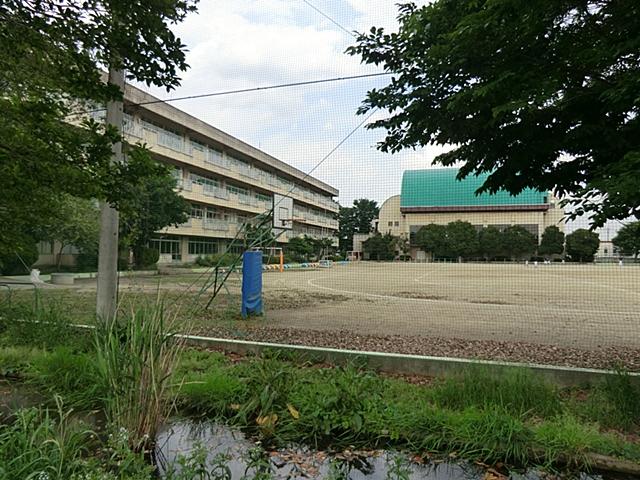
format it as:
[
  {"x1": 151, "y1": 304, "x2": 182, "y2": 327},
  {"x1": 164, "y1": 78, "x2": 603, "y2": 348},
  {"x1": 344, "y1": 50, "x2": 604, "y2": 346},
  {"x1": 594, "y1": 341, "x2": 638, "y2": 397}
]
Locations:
[{"x1": 191, "y1": 324, "x2": 640, "y2": 372}]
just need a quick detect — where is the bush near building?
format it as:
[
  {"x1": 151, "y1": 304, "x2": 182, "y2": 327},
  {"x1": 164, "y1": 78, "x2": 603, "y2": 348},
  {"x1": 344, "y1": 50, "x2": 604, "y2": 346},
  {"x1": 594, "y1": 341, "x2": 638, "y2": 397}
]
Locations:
[{"x1": 565, "y1": 229, "x2": 600, "y2": 263}]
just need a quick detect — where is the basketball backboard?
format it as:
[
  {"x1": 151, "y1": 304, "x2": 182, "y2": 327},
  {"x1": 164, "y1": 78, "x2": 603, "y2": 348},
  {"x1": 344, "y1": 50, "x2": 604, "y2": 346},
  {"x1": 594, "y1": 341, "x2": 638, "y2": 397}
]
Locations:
[{"x1": 273, "y1": 193, "x2": 294, "y2": 230}]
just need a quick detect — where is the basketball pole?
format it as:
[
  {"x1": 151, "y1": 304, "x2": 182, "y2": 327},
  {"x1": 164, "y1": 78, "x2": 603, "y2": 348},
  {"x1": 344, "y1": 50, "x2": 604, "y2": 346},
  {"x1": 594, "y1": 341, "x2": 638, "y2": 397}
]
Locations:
[{"x1": 280, "y1": 249, "x2": 284, "y2": 273}]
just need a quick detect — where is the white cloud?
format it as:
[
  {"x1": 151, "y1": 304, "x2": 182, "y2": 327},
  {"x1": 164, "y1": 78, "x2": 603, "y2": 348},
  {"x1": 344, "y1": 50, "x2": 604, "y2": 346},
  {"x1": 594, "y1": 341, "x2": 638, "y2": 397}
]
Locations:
[{"x1": 135, "y1": 0, "x2": 436, "y2": 206}]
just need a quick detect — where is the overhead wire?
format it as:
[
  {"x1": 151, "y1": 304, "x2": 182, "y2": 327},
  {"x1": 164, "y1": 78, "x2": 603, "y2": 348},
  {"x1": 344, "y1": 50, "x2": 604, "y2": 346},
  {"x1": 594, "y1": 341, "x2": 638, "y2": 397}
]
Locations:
[
  {"x1": 68, "y1": 72, "x2": 391, "y2": 118},
  {"x1": 300, "y1": 0, "x2": 357, "y2": 38}
]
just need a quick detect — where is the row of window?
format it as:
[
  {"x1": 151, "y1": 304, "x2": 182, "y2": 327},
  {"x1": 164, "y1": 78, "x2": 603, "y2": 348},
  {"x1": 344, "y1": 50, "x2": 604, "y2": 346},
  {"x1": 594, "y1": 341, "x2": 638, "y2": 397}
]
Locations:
[{"x1": 120, "y1": 114, "x2": 338, "y2": 211}]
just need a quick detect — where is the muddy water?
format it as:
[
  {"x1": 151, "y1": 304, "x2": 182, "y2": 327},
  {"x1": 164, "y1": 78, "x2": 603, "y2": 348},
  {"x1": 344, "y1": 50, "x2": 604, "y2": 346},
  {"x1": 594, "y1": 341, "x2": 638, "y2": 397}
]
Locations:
[{"x1": 154, "y1": 419, "x2": 624, "y2": 480}]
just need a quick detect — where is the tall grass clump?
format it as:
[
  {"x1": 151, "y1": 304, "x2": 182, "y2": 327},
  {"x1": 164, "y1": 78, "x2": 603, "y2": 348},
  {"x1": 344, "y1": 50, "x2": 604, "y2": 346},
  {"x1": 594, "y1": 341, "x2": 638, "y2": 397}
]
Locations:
[
  {"x1": 581, "y1": 370, "x2": 640, "y2": 431},
  {"x1": 94, "y1": 302, "x2": 185, "y2": 452},
  {"x1": 0, "y1": 396, "x2": 95, "y2": 480},
  {"x1": 432, "y1": 367, "x2": 562, "y2": 418},
  {"x1": 29, "y1": 347, "x2": 104, "y2": 409}
]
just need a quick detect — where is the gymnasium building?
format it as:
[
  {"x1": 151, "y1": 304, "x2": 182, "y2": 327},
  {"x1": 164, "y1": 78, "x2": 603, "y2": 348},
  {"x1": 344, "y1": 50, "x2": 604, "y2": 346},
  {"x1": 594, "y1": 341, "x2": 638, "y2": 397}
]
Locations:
[{"x1": 376, "y1": 168, "x2": 565, "y2": 260}]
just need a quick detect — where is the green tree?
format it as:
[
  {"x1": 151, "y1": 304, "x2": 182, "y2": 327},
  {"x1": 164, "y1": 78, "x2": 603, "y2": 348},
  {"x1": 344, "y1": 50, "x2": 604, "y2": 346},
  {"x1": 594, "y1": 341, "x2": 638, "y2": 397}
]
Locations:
[
  {"x1": 0, "y1": 0, "x2": 197, "y2": 257},
  {"x1": 347, "y1": 1, "x2": 640, "y2": 226},
  {"x1": 565, "y1": 229, "x2": 600, "y2": 262},
  {"x1": 478, "y1": 226, "x2": 503, "y2": 261},
  {"x1": 363, "y1": 234, "x2": 395, "y2": 261},
  {"x1": 287, "y1": 236, "x2": 315, "y2": 262},
  {"x1": 39, "y1": 195, "x2": 101, "y2": 270},
  {"x1": 338, "y1": 207, "x2": 357, "y2": 252},
  {"x1": 502, "y1": 226, "x2": 537, "y2": 260},
  {"x1": 338, "y1": 199, "x2": 379, "y2": 252},
  {"x1": 538, "y1": 226, "x2": 565, "y2": 258},
  {"x1": 118, "y1": 158, "x2": 190, "y2": 267},
  {"x1": 612, "y1": 222, "x2": 640, "y2": 259},
  {"x1": 415, "y1": 224, "x2": 448, "y2": 259},
  {"x1": 445, "y1": 221, "x2": 479, "y2": 261}
]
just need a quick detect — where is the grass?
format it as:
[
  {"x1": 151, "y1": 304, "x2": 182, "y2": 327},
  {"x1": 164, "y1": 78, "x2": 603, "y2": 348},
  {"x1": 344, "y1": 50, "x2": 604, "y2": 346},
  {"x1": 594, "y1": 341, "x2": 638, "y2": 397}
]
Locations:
[
  {"x1": 94, "y1": 302, "x2": 186, "y2": 452},
  {"x1": 0, "y1": 396, "x2": 97, "y2": 480},
  {"x1": 174, "y1": 354, "x2": 640, "y2": 467},
  {"x1": 1, "y1": 294, "x2": 639, "y2": 474}
]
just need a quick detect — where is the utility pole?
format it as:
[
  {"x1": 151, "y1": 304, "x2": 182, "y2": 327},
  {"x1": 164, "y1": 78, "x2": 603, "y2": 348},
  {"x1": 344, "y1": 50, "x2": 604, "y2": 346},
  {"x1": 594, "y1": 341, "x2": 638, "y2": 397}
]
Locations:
[{"x1": 96, "y1": 66, "x2": 125, "y2": 322}]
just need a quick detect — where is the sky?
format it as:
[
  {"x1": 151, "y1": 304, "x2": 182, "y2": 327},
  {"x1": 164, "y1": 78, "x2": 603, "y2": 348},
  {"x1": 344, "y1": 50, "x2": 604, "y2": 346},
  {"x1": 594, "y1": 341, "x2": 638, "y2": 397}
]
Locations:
[
  {"x1": 135, "y1": 0, "x2": 622, "y2": 236},
  {"x1": 136, "y1": 0, "x2": 441, "y2": 207}
]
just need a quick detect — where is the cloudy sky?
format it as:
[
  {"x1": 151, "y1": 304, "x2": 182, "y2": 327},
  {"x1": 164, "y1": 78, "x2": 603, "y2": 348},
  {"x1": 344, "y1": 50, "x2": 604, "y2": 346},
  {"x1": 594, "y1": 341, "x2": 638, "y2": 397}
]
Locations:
[
  {"x1": 137, "y1": 0, "x2": 441, "y2": 207},
  {"x1": 135, "y1": 0, "x2": 623, "y2": 235}
]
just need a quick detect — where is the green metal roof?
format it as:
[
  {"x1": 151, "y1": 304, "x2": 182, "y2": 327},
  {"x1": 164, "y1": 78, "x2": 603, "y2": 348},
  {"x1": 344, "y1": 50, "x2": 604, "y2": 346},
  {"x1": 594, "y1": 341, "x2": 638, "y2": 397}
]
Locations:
[{"x1": 400, "y1": 169, "x2": 547, "y2": 208}]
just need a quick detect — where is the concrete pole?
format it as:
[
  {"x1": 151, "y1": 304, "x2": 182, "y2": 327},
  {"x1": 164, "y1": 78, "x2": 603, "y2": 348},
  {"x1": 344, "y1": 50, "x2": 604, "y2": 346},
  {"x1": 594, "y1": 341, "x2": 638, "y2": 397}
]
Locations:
[{"x1": 96, "y1": 67, "x2": 125, "y2": 322}]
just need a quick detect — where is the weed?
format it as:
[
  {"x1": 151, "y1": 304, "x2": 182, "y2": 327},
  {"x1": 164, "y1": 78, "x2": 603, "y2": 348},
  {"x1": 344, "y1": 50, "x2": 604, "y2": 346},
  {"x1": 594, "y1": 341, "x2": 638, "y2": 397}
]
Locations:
[
  {"x1": 0, "y1": 290, "x2": 91, "y2": 351},
  {"x1": 533, "y1": 414, "x2": 640, "y2": 467},
  {"x1": 385, "y1": 454, "x2": 412, "y2": 480},
  {"x1": 580, "y1": 371, "x2": 640, "y2": 431},
  {"x1": 240, "y1": 447, "x2": 274, "y2": 480},
  {"x1": 29, "y1": 348, "x2": 104, "y2": 409},
  {"x1": 0, "y1": 345, "x2": 46, "y2": 378},
  {"x1": 180, "y1": 369, "x2": 247, "y2": 416},
  {"x1": 94, "y1": 302, "x2": 185, "y2": 452},
  {"x1": 0, "y1": 396, "x2": 96, "y2": 480},
  {"x1": 432, "y1": 367, "x2": 562, "y2": 418}
]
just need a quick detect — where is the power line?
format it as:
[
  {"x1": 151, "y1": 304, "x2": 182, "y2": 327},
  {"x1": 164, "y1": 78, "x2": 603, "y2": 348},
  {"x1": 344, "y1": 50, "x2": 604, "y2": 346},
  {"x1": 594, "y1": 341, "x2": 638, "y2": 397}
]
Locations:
[
  {"x1": 301, "y1": 0, "x2": 357, "y2": 38},
  {"x1": 71, "y1": 72, "x2": 390, "y2": 117}
]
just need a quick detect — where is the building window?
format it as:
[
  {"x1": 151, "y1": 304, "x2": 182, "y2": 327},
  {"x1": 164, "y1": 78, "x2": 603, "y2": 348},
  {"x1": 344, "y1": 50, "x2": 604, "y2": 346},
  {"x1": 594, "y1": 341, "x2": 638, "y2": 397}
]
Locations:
[
  {"x1": 188, "y1": 237, "x2": 218, "y2": 255},
  {"x1": 388, "y1": 221, "x2": 393, "y2": 227},
  {"x1": 190, "y1": 204, "x2": 204, "y2": 219},
  {"x1": 394, "y1": 221, "x2": 399, "y2": 227},
  {"x1": 150, "y1": 237, "x2": 181, "y2": 261},
  {"x1": 255, "y1": 193, "x2": 271, "y2": 203}
]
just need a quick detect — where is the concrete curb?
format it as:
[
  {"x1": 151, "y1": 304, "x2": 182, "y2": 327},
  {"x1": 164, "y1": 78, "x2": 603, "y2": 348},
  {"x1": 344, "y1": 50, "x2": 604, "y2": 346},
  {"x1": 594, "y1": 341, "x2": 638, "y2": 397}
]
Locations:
[
  {"x1": 176, "y1": 333, "x2": 640, "y2": 387},
  {"x1": 30, "y1": 322, "x2": 640, "y2": 387}
]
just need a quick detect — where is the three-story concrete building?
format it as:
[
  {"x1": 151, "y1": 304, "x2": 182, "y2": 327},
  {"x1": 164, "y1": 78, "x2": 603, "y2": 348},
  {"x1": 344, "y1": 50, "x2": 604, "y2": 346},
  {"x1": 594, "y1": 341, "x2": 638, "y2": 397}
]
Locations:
[{"x1": 83, "y1": 83, "x2": 339, "y2": 264}]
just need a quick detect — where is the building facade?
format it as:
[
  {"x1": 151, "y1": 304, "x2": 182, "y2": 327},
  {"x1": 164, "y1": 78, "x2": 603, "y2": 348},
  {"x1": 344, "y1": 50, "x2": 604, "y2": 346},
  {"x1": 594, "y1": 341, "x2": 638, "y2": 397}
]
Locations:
[
  {"x1": 80, "y1": 83, "x2": 339, "y2": 264},
  {"x1": 376, "y1": 169, "x2": 564, "y2": 260}
]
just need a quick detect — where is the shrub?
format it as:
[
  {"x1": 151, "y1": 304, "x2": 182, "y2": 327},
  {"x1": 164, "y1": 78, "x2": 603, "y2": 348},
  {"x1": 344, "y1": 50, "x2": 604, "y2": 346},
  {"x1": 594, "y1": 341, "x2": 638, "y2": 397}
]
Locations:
[
  {"x1": 135, "y1": 246, "x2": 160, "y2": 268},
  {"x1": 195, "y1": 253, "x2": 239, "y2": 268}
]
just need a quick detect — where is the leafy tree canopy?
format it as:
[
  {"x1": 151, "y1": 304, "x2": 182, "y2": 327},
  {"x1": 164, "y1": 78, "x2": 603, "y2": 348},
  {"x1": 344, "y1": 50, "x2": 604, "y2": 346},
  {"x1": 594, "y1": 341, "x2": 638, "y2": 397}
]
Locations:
[
  {"x1": 415, "y1": 224, "x2": 448, "y2": 258},
  {"x1": 565, "y1": 229, "x2": 600, "y2": 262},
  {"x1": 445, "y1": 221, "x2": 479, "y2": 259},
  {"x1": 0, "y1": 0, "x2": 197, "y2": 257},
  {"x1": 338, "y1": 199, "x2": 379, "y2": 252},
  {"x1": 478, "y1": 226, "x2": 503, "y2": 260},
  {"x1": 538, "y1": 226, "x2": 565, "y2": 257},
  {"x1": 501, "y1": 226, "x2": 538, "y2": 260},
  {"x1": 362, "y1": 233, "x2": 395, "y2": 261},
  {"x1": 612, "y1": 222, "x2": 640, "y2": 259},
  {"x1": 347, "y1": 1, "x2": 640, "y2": 226},
  {"x1": 118, "y1": 155, "x2": 190, "y2": 266}
]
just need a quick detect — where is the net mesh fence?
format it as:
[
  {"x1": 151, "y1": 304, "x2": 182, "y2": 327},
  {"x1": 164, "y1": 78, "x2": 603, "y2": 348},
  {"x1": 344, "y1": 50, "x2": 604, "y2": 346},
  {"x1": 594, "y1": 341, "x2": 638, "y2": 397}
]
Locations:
[{"x1": 12, "y1": 0, "x2": 639, "y2": 372}]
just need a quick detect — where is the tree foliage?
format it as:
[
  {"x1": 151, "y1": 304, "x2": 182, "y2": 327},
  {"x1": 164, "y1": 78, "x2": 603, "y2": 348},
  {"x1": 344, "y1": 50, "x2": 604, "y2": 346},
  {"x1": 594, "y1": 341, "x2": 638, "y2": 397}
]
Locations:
[
  {"x1": 0, "y1": 0, "x2": 197, "y2": 257},
  {"x1": 565, "y1": 229, "x2": 600, "y2": 262},
  {"x1": 347, "y1": 0, "x2": 640, "y2": 226},
  {"x1": 478, "y1": 226, "x2": 503, "y2": 260},
  {"x1": 338, "y1": 199, "x2": 379, "y2": 252},
  {"x1": 362, "y1": 234, "x2": 395, "y2": 261},
  {"x1": 612, "y1": 222, "x2": 640, "y2": 259},
  {"x1": 501, "y1": 226, "x2": 538, "y2": 260},
  {"x1": 118, "y1": 156, "x2": 190, "y2": 267},
  {"x1": 445, "y1": 221, "x2": 479, "y2": 260},
  {"x1": 415, "y1": 224, "x2": 448, "y2": 258},
  {"x1": 38, "y1": 195, "x2": 101, "y2": 269},
  {"x1": 538, "y1": 226, "x2": 565, "y2": 258}
]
